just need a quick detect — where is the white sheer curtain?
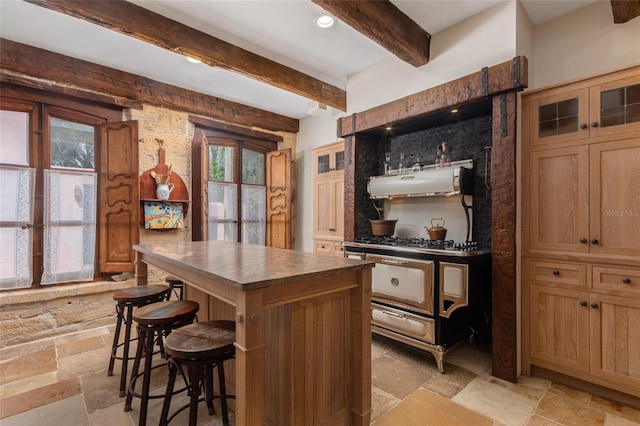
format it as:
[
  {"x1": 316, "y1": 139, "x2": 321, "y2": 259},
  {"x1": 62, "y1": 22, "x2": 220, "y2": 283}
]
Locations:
[
  {"x1": 0, "y1": 166, "x2": 35, "y2": 289},
  {"x1": 41, "y1": 170, "x2": 97, "y2": 285}
]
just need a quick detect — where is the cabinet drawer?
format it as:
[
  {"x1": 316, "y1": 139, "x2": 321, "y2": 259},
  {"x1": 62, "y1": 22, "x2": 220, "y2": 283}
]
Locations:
[
  {"x1": 314, "y1": 240, "x2": 333, "y2": 253},
  {"x1": 528, "y1": 260, "x2": 587, "y2": 286},
  {"x1": 593, "y1": 266, "x2": 640, "y2": 294},
  {"x1": 333, "y1": 242, "x2": 345, "y2": 255},
  {"x1": 372, "y1": 303, "x2": 435, "y2": 344}
]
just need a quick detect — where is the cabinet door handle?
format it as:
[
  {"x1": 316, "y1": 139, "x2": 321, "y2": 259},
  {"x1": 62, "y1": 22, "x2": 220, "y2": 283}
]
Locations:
[
  {"x1": 591, "y1": 302, "x2": 599, "y2": 309},
  {"x1": 580, "y1": 238, "x2": 588, "y2": 244},
  {"x1": 580, "y1": 123, "x2": 587, "y2": 129},
  {"x1": 591, "y1": 239, "x2": 599, "y2": 244},
  {"x1": 622, "y1": 278, "x2": 631, "y2": 284},
  {"x1": 381, "y1": 310, "x2": 405, "y2": 318},
  {"x1": 580, "y1": 301, "x2": 587, "y2": 307},
  {"x1": 591, "y1": 121, "x2": 599, "y2": 127},
  {"x1": 552, "y1": 270, "x2": 560, "y2": 276}
]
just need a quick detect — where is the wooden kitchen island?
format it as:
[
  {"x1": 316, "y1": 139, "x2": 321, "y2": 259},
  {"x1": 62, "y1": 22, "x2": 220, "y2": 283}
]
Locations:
[{"x1": 133, "y1": 241, "x2": 374, "y2": 426}]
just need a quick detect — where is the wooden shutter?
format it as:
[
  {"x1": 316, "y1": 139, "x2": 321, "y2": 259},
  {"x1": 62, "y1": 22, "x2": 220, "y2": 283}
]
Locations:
[
  {"x1": 97, "y1": 121, "x2": 139, "y2": 272},
  {"x1": 266, "y1": 149, "x2": 292, "y2": 249}
]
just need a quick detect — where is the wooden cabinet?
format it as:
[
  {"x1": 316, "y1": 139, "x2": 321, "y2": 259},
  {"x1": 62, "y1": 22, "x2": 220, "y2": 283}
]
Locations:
[
  {"x1": 313, "y1": 142, "x2": 345, "y2": 256},
  {"x1": 527, "y1": 139, "x2": 640, "y2": 259},
  {"x1": 524, "y1": 260, "x2": 640, "y2": 396},
  {"x1": 526, "y1": 70, "x2": 640, "y2": 147},
  {"x1": 522, "y1": 66, "x2": 640, "y2": 398},
  {"x1": 529, "y1": 283, "x2": 590, "y2": 373},
  {"x1": 313, "y1": 141, "x2": 345, "y2": 178}
]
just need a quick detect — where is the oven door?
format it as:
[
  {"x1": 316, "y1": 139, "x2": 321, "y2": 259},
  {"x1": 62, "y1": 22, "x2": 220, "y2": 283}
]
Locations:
[
  {"x1": 366, "y1": 253, "x2": 434, "y2": 315},
  {"x1": 344, "y1": 249, "x2": 365, "y2": 260}
]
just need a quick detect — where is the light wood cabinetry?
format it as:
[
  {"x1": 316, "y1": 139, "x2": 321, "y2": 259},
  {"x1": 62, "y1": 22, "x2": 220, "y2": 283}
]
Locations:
[
  {"x1": 313, "y1": 142, "x2": 345, "y2": 256},
  {"x1": 522, "y1": 66, "x2": 640, "y2": 398},
  {"x1": 526, "y1": 70, "x2": 640, "y2": 147}
]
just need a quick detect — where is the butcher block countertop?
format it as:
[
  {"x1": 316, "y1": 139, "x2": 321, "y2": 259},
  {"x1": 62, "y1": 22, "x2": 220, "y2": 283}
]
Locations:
[
  {"x1": 133, "y1": 240, "x2": 374, "y2": 426},
  {"x1": 133, "y1": 240, "x2": 373, "y2": 290}
]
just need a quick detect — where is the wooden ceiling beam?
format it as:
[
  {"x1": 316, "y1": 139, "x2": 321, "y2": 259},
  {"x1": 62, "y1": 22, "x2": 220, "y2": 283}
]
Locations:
[
  {"x1": 311, "y1": 0, "x2": 431, "y2": 67},
  {"x1": 1, "y1": 39, "x2": 299, "y2": 133},
  {"x1": 611, "y1": 0, "x2": 640, "y2": 23},
  {"x1": 23, "y1": 0, "x2": 346, "y2": 111}
]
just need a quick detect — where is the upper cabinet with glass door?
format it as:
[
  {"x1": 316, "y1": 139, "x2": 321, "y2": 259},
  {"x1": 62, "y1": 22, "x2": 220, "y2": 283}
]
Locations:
[
  {"x1": 313, "y1": 141, "x2": 345, "y2": 178},
  {"x1": 527, "y1": 70, "x2": 640, "y2": 147}
]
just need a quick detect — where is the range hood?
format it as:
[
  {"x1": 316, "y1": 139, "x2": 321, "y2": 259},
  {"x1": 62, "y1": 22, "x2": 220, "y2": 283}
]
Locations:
[{"x1": 368, "y1": 159, "x2": 474, "y2": 199}]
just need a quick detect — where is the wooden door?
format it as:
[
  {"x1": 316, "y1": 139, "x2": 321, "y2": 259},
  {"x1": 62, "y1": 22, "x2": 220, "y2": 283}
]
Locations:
[
  {"x1": 589, "y1": 138, "x2": 640, "y2": 258},
  {"x1": 266, "y1": 149, "x2": 292, "y2": 249},
  {"x1": 530, "y1": 285, "x2": 590, "y2": 373},
  {"x1": 590, "y1": 293, "x2": 640, "y2": 395},
  {"x1": 97, "y1": 121, "x2": 139, "y2": 273},
  {"x1": 527, "y1": 88, "x2": 590, "y2": 147},
  {"x1": 314, "y1": 179, "x2": 335, "y2": 237},
  {"x1": 528, "y1": 146, "x2": 590, "y2": 253}
]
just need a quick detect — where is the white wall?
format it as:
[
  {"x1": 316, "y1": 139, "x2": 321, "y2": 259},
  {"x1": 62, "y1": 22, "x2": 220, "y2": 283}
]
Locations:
[{"x1": 531, "y1": 0, "x2": 640, "y2": 90}]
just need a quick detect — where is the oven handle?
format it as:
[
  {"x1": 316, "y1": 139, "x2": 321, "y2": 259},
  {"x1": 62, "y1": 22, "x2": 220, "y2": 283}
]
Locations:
[
  {"x1": 381, "y1": 258, "x2": 410, "y2": 265},
  {"x1": 381, "y1": 310, "x2": 406, "y2": 318}
]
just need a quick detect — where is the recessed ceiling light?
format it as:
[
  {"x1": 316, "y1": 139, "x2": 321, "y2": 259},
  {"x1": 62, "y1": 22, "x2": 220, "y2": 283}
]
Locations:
[
  {"x1": 186, "y1": 56, "x2": 201, "y2": 64},
  {"x1": 315, "y1": 15, "x2": 335, "y2": 28},
  {"x1": 451, "y1": 108, "x2": 459, "y2": 113},
  {"x1": 385, "y1": 126, "x2": 392, "y2": 131}
]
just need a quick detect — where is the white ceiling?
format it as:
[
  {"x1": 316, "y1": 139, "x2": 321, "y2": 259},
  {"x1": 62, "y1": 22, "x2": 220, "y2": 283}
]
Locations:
[{"x1": 0, "y1": 0, "x2": 598, "y2": 120}]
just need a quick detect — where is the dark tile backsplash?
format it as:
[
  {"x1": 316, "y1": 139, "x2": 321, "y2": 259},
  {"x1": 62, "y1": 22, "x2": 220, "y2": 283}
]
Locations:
[{"x1": 354, "y1": 115, "x2": 493, "y2": 247}]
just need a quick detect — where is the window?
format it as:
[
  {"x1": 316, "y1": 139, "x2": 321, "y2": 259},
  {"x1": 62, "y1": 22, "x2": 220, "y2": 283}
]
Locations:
[
  {"x1": 206, "y1": 140, "x2": 267, "y2": 244},
  {"x1": 0, "y1": 87, "x2": 125, "y2": 289},
  {"x1": 190, "y1": 118, "x2": 291, "y2": 248}
]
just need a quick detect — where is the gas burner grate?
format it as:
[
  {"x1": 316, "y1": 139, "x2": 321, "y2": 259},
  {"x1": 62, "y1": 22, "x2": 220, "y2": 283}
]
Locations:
[{"x1": 354, "y1": 236, "x2": 481, "y2": 252}]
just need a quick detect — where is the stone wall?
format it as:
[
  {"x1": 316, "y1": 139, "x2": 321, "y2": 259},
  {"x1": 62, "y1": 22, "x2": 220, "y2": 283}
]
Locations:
[{"x1": 0, "y1": 104, "x2": 296, "y2": 349}]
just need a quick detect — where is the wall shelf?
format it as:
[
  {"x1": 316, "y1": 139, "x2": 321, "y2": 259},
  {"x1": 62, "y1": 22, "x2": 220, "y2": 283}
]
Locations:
[{"x1": 139, "y1": 145, "x2": 189, "y2": 229}]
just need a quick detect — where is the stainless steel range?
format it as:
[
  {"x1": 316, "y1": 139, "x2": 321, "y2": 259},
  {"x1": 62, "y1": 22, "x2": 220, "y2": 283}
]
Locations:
[{"x1": 344, "y1": 236, "x2": 491, "y2": 373}]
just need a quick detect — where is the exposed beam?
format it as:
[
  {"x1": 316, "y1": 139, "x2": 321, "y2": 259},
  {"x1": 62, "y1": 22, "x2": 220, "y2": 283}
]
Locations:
[
  {"x1": 611, "y1": 0, "x2": 640, "y2": 23},
  {"x1": 23, "y1": 0, "x2": 346, "y2": 112},
  {"x1": 311, "y1": 0, "x2": 431, "y2": 67},
  {"x1": 0, "y1": 39, "x2": 299, "y2": 133}
]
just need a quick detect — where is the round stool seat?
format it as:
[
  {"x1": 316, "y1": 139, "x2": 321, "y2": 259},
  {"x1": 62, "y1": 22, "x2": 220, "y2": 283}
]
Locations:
[
  {"x1": 108, "y1": 285, "x2": 170, "y2": 397},
  {"x1": 165, "y1": 276, "x2": 183, "y2": 286},
  {"x1": 113, "y1": 285, "x2": 171, "y2": 305},
  {"x1": 165, "y1": 320, "x2": 236, "y2": 360},
  {"x1": 125, "y1": 300, "x2": 200, "y2": 425},
  {"x1": 133, "y1": 300, "x2": 199, "y2": 326},
  {"x1": 165, "y1": 276, "x2": 184, "y2": 300},
  {"x1": 160, "y1": 321, "x2": 236, "y2": 426}
]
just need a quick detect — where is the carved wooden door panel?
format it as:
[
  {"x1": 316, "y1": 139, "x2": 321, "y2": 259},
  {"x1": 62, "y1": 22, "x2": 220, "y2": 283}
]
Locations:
[
  {"x1": 97, "y1": 121, "x2": 139, "y2": 272},
  {"x1": 266, "y1": 149, "x2": 292, "y2": 249}
]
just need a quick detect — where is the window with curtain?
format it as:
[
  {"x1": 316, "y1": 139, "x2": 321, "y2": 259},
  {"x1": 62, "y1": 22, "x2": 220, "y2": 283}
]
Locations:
[{"x1": 0, "y1": 89, "x2": 121, "y2": 289}]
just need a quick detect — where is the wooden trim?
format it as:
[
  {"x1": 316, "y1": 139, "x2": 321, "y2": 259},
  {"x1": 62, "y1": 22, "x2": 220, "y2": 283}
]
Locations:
[
  {"x1": 1, "y1": 38, "x2": 299, "y2": 133},
  {"x1": 311, "y1": 0, "x2": 430, "y2": 67},
  {"x1": 490, "y1": 91, "x2": 518, "y2": 382},
  {"x1": 337, "y1": 56, "x2": 527, "y2": 137},
  {"x1": 189, "y1": 115, "x2": 283, "y2": 144},
  {"x1": 1, "y1": 71, "x2": 142, "y2": 110},
  {"x1": 611, "y1": 0, "x2": 640, "y2": 24},
  {"x1": 24, "y1": 0, "x2": 346, "y2": 112}
]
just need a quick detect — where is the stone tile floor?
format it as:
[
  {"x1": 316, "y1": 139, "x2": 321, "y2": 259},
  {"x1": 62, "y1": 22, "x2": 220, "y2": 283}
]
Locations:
[{"x1": 0, "y1": 325, "x2": 639, "y2": 425}]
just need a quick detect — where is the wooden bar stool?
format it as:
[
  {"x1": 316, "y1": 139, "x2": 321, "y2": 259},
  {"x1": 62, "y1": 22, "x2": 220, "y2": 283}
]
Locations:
[
  {"x1": 108, "y1": 285, "x2": 171, "y2": 397},
  {"x1": 159, "y1": 320, "x2": 236, "y2": 426},
  {"x1": 165, "y1": 275, "x2": 184, "y2": 300},
  {"x1": 124, "y1": 300, "x2": 199, "y2": 426}
]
